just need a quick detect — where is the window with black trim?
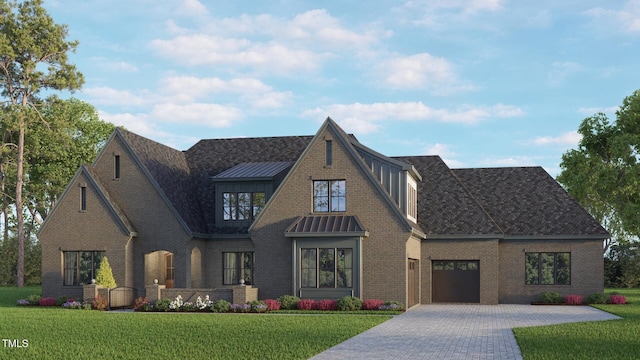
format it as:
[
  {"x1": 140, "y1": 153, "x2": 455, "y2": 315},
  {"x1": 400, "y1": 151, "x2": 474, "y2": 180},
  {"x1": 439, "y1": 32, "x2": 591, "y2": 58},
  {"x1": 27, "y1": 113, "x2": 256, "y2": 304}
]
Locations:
[
  {"x1": 313, "y1": 180, "x2": 346, "y2": 212},
  {"x1": 80, "y1": 186, "x2": 87, "y2": 211},
  {"x1": 223, "y1": 192, "x2": 266, "y2": 221},
  {"x1": 325, "y1": 140, "x2": 332, "y2": 166},
  {"x1": 114, "y1": 155, "x2": 121, "y2": 179},
  {"x1": 301, "y1": 248, "x2": 352, "y2": 288},
  {"x1": 63, "y1": 251, "x2": 104, "y2": 286},
  {"x1": 525, "y1": 252, "x2": 570, "y2": 285},
  {"x1": 223, "y1": 252, "x2": 254, "y2": 285}
]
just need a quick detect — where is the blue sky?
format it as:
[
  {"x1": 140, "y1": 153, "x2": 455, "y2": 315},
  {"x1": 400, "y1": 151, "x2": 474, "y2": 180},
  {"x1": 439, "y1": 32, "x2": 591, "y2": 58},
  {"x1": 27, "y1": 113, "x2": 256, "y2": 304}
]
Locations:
[{"x1": 43, "y1": 0, "x2": 640, "y2": 176}]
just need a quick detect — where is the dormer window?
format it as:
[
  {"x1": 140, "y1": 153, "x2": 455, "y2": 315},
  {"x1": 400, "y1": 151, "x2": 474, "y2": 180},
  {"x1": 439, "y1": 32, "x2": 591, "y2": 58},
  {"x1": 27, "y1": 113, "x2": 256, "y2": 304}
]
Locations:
[
  {"x1": 313, "y1": 180, "x2": 346, "y2": 212},
  {"x1": 223, "y1": 192, "x2": 266, "y2": 221}
]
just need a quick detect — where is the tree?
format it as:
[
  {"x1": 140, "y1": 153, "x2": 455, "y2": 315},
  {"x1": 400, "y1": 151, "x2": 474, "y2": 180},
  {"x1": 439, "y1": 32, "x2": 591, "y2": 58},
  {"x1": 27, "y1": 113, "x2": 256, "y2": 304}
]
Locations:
[
  {"x1": 95, "y1": 256, "x2": 117, "y2": 288},
  {"x1": 0, "y1": 0, "x2": 84, "y2": 286},
  {"x1": 557, "y1": 89, "x2": 640, "y2": 253}
]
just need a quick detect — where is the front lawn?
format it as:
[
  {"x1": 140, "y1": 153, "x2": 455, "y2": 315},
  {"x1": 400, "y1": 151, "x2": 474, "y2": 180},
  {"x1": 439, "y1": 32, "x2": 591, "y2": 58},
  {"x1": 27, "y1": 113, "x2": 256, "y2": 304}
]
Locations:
[
  {"x1": 0, "y1": 287, "x2": 390, "y2": 359},
  {"x1": 514, "y1": 288, "x2": 640, "y2": 359}
]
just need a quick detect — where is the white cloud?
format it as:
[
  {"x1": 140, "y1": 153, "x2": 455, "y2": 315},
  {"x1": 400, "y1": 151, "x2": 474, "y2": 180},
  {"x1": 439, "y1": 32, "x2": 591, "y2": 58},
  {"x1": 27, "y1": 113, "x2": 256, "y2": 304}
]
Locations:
[
  {"x1": 177, "y1": 0, "x2": 208, "y2": 17},
  {"x1": 585, "y1": 1, "x2": 640, "y2": 34},
  {"x1": 399, "y1": 0, "x2": 505, "y2": 27},
  {"x1": 81, "y1": 87, "x2": 151, "y2": 107},
  {"x1": 479, "y1": 156, "x2": 538, "y2": 167},
  {"x1": 376, "y1": 53, "x2": 475, "y2": 94},
  {"x1": 533, "y1": 131, "x2": 581, "y2": 147},
  {"x1": 547, "y1": 62, "x2": 584, "y2": 87},
  {"x1": 150, "y1": 35, "x2": 325, "y2": 73},
  {"x1": 90, "y1": 58, "x2": 139, "y2": 72},
  {"x1": 150, "y1": 103, "x2": 242, "y2": 128},
  {"x1": 423, "y1": 143, "x2": 464, "y2": 167},
  {"x1": 577, "y1": 106, "x2": 618, "y2": 115},
  {"x1": 303, "y1": 101, "x2": 523, "y2": 133}
]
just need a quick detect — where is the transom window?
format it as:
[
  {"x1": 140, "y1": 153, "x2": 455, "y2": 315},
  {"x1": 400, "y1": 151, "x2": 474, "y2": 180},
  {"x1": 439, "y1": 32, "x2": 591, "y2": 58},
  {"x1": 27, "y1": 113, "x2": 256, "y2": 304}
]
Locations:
[
  {"x1": 525, "y1": 252, "x2": 570, "y2": 285},
  {"x1": 223, "y1": 252, "x2": 254, "y2": 285},
  {"x1": 301, "y1": 248, "x2": 352, "y2": 288},
  {"x1": 63, "y1": 251, "x2": 104, "y2": 286},
  {"x1": 223, "y1": 192, "x2": 266, "y2": 221},
  {"x1": 313, "y1": 180, "x2": 346, "y2": 212}
]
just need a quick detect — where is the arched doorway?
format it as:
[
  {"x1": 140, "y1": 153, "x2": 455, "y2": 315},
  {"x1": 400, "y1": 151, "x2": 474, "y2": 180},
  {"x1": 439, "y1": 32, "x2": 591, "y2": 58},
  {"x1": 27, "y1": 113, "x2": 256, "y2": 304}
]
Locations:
[{"x1": 144, "y1": 250, "x2": 174, "y2": 288}]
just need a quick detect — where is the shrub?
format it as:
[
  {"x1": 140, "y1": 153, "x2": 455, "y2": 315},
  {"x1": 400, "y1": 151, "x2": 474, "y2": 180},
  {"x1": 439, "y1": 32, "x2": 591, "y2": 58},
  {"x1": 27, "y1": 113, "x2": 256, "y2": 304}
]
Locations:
[
  {"x1": 16, "y1": 299, "x2": 29, "y2": 306},
  {"x1": 563, "y1": 295, "x2": 583, "y2": 305},
  {"x1": 211, "y1": 299, "x2": 231, "y2": 313},
  {"x1": 316, "y1": 299, "x2": 338, "y2": 311},
  {"x1": 585, "y1": 292, "x2": 609, "y2": 304},
  {"x1": 55, "y1": 296, "x2": 72, "y2": 306},
  {"x1": 25, "y1": 294, "x2": 41, "y2": 305},
  {"x1": 264, "y1": 299, "x2": 281, "y2": 311},
  {"x1": 277, "y1": 295, "x2": 301, "y2": 310},
  {"x1": 296, "y1": 299, "x2": 315, "y2": 310},
  {"x1": 539, "y1": 291, "x2": 563, "y2": 304},
  {"x1": 95, "y1": 256, "x2": 117, "y2": 288},
  {"x1": 250, "y1": 300, "x2": 268, "y2": 313},
  {"x1": 230, "y1": 303, "x2": 251, "y2": 313},
  {"x1": 39, "y1": 297, "x2": 56, "y2": 306},
  {"x1": 337, "y1": 296, "x2": 363, "y2": 311},
  {"x1": 62, "y1": 301, "x2": 83, "y2": 309},
  {"x1": 363, "y1": 299, "x2": 384, "y2": 310},
  {"x1": 609, "y1": 295, "x2": 627, "y2": 304},
  {"x1": 155, "y1": 299, "x2": 171, "y2": 312},
  {"x1": 134, "y1": 297, "x2": 151, "y2": 311},
  {"x1": 91, "y1": 296, "x2": 108, "y2": 311},
  {"x1": 379, "y1": 301, "x2": 404, "y2": 311}
]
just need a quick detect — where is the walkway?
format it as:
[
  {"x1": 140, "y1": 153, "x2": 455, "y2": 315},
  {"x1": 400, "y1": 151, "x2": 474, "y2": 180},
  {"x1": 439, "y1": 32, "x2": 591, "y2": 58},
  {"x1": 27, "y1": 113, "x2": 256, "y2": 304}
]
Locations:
[{"x1": 311, "y1": 304, "x2": 620, "y2": 360}]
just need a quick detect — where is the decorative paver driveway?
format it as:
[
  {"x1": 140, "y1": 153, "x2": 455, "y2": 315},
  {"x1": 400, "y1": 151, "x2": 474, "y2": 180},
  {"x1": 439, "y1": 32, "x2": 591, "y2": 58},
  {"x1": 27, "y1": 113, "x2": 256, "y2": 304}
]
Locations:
[{"x1": 311, "y1": 304, "x2": 621, "y2": 360}]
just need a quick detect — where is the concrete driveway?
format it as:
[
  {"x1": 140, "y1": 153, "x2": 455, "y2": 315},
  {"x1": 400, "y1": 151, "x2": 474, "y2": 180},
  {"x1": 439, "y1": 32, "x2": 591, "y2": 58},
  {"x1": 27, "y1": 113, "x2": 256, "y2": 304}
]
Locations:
[{"x1": 311, "y1": 304, "x2": 621, "y2": 360}]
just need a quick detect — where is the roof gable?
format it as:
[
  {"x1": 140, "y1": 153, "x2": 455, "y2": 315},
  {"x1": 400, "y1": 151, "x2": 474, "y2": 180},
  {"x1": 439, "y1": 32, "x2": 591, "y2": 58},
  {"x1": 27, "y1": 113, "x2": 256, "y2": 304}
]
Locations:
[
  {"x1": 452, "y1": 167, "x2": 610, "y2": 238},
  {"x1": 38, "y1": 165, "x2": 136, "y2": 237}
]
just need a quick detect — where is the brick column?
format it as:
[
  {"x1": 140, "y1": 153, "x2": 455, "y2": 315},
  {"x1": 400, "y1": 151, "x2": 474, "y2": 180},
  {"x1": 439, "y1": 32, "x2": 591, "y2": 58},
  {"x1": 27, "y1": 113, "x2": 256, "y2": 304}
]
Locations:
[
  {"x1": 232, "y1": 285, "x2": 258, "y2": 304},
  {"x1": 83, "y1": 284, "x2": 103, "y2": 301},
  {"x1": 145, "y1": 283, "x2": 166, "y2": 302}
]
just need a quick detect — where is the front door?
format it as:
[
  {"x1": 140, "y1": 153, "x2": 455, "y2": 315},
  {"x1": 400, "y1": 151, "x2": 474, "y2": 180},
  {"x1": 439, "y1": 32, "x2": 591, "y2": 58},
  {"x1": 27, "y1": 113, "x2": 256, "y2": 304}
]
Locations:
[
  {"x1": 432, "y1": 260, "x2": 480, "y2": 303},
  {"x1": 164, "y1": 253, "x2": 174, "y2": 288},
  {"x1": 408, "y1": 259, "x2": 419, "y2": 307}
]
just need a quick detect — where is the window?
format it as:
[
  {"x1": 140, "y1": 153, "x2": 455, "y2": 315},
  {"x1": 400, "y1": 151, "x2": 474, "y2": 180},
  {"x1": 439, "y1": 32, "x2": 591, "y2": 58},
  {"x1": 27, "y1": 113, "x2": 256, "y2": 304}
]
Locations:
[
  {"x1": 301, "y1": 248, "x2": 352, "y2": 288},
  {"x1": 63, "y1": 251, "x2": 104, "y2": 286},
  {"x1": 114, "y1": 155, "x2": 121, "y2": 179},
  {"x1": 80, "y1": 186, "x2": 87, "y2": 211},
  {"x1": 164, "y1": 253, "x2": 174, "y2": 282},
  {"x1": 223, "y1": 252, "x2": 254, "y2": 285},
  {"x1": 325, "y1": 140, "x2": 332, "y2": 166},
  {"x1": 408, "y1": 184, "x2": 417, "y2": 220},
  {"x1": 525, "y1": 252, "x2": 570, "y2": 285},
  {"x1": 223, "y1": 192, "x2": 266, "y2": 221},
  {"x1": 313, "y1": 180, "x2": 346, "y2": 212}
]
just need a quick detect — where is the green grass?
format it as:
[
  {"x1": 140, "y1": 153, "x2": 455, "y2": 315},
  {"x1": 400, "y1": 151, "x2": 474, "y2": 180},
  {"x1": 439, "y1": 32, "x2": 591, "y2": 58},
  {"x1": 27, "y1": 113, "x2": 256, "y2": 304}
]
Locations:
[
  {"x1": 514, "y1": 288, "x2": 640, "y2": 359},
  {"x1": 0, "y1": 287, "x2": 391, "y2": 359}
]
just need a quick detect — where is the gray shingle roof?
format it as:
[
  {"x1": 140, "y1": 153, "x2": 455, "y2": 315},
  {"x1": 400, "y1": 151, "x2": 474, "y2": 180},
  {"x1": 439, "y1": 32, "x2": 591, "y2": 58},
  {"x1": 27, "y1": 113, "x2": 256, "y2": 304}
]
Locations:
[
  {"x1": 452, "y1": 167, "x2": 609, "y2": 237},
  {"x1": 395, "y1": 156, "x2": 503, "y2": 237}
]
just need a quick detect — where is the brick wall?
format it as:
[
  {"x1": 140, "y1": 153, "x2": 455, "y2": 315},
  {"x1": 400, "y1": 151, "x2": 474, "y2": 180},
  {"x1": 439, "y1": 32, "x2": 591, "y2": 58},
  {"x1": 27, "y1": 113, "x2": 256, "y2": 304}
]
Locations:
[{"x1": 498, "y1": 239, "x2": 604, "y2": 303}]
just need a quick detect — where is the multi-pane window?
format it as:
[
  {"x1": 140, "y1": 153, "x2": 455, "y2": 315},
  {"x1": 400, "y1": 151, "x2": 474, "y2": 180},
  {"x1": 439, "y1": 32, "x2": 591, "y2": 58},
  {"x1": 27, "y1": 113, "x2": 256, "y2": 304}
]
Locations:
[
  {"x1": 223, "y1": 192, "x2": 266, "y2": 221},
  {"x1": 525, "y1": 252, "x2": 570, "y2": 285},
  {"x1": 301, "y1": 248, "x2": 352, "y2": 288},
  {"x1": 223, "y1": 252, "x2": 254, "y2": 285},
  {"x1": 408, "y1": 184, "x2": 417, "y2": 220},
  {"x1": 63, "y1": 251, "x2": 104, "y2": 286},
  {"x1": 313, "y1": 180, "x2": 346, "y2": 212}
]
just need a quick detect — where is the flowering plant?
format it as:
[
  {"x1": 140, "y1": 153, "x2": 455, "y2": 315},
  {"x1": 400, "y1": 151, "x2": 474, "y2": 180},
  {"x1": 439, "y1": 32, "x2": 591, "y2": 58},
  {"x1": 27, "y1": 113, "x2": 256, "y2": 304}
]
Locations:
[
  {"x1": 16, "y1": 299, "x2": 29, "y2": 306},
  {"x1": 363, "y1": 299, "x2": 384, "y2": 310},
  {"x1": 563, "y1": 295, "x2": 583, "y2": 305},
  {"x1": 296, "y1": 299, "x2": 316, "y2": 310},
  {"x1": 609, "y1": 295, "x2": 627, "y2": 305},
  {"x1": 230, "y1": 303, "x2": 251, "y2": 313},
  {"x1": 169, "y1": 295, "x2": 184, "y2": 310},
  {"x1": 196, "y1": 295, "x2": 213, "y2": 310},
  {"x1": 92, "y1": 295, "x2": 108, "y2": 311},
  {"x1": 39, "y1": 297, "x2": 57, "y2": 306},
  {"x1": 62, "y1": 300, "x2": 83, "y2": 309},
  {"x1": 134, "y1": 296, "x2": 153, "y2": 311},
  {"x1": 315, "y1": 299, "x2": 337, "y2": 311},
  {"x1": 264, "y1": 299, "x2": 281, "y2": 311}
]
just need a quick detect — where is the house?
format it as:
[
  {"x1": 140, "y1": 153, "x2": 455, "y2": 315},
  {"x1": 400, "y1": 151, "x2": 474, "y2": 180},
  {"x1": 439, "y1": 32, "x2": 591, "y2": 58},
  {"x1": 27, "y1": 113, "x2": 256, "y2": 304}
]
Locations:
[{"x1": 38, "y1": 118, "x2": 608, "y2": 306}]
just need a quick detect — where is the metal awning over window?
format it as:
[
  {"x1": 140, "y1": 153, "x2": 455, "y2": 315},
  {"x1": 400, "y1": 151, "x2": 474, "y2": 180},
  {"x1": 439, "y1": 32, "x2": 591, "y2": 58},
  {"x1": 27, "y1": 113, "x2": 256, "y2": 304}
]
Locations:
[{"x1": 285, "y1": 215, "x2": 368, "y2": 238}]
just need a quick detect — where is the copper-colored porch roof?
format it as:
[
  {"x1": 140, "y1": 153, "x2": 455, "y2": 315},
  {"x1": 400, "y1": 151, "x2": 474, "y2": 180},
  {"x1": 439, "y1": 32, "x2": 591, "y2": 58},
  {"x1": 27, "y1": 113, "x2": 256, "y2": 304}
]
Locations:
[{"x1": 285, "y1": 215, "x2": 368, "y2": 237}]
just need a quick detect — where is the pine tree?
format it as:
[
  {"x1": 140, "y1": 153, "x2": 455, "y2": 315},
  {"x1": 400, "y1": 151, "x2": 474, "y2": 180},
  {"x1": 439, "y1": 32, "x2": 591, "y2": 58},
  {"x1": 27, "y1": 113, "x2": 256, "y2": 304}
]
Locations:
[{"x1": 95, "y1": 256, "x2": 117, "y2": 288}]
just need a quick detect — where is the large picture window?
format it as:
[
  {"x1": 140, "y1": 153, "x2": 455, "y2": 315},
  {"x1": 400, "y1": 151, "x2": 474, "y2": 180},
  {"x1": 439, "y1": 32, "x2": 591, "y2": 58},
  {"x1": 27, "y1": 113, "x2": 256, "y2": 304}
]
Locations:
[
  {"x1": 63, "y1": 251, "x2": 104, "y2": 286},
  {"x1": 525, "y1": 252, "x2": 570, "y2": 285},
  {"x1": 301, "y1": 248, "x2": 352, "y2": 288},
  {"x1": 223, "y1": 252, "x2": 254, "y2": 285},
  {"x1": 223, "y1": 192, "x2": 266, "y2": 221},
  {"x1": 313, "y1": 180, "x2": 346, "y2": 212}
]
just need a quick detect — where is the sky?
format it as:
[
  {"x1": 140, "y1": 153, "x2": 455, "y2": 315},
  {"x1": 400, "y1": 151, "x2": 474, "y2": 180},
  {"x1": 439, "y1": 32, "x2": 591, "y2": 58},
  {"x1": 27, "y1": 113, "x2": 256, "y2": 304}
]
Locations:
[{"x1": 42, "y1": 0, "x2": 640, "y2": 176}]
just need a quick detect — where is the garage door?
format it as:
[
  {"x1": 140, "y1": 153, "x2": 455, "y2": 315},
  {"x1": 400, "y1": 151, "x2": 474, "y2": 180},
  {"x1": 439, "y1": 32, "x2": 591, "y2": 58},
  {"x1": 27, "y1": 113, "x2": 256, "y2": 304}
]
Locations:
[{"x1": 432, "y1": 260, "x2": 480, "y2": 303}]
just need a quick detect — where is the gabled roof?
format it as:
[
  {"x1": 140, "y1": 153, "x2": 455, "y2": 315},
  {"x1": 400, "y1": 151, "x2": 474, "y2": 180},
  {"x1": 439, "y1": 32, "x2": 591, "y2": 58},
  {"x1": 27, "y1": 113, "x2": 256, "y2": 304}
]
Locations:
[
  {"x1": 452, "y1": 167, "x2": 609, "y2": 238},
  {"x1": 116, "y1": 128, "x2": 208, "y2": 235},
  {"x1": 395, "y1": 156, "x2": 503, "y2": 237},
  {"x1": 38, "y1": 165, "x2": 136, "y2": 237}
]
